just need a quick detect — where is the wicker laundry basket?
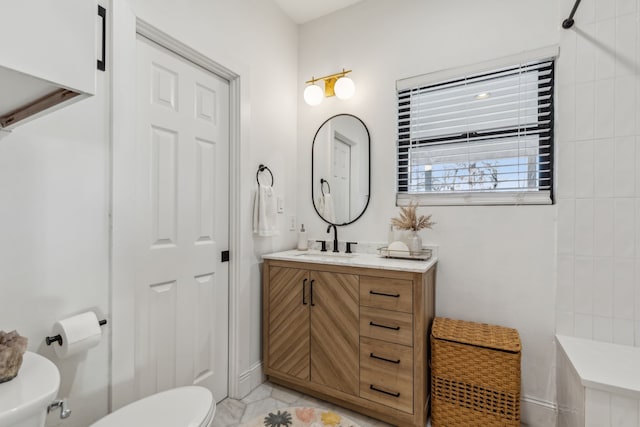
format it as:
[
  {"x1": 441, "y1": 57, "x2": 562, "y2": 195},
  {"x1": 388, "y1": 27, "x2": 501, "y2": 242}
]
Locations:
[{"x1": 430, "y1": 317, "x2": 521, "y2": 426}]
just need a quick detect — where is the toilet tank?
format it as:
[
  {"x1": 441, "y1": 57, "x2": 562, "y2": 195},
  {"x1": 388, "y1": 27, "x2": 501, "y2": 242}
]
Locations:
[{"x1": 0, "y1": 352, "x2": 60, "y2": 427}]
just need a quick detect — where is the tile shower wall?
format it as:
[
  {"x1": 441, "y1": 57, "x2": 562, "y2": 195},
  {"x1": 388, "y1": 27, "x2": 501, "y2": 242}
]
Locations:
[
  {"x1": 556, "y1": 0, "x2": 640, "y2": 345},
  {"x1": 557, "y1": 346, "x2": 585, "y2": 426},
  {"x1": 584, "y1": 389, "x2": 640, "y2": 427},
  {"x1": 557, "y1": 343, "x2": 640, "y2": 427}
]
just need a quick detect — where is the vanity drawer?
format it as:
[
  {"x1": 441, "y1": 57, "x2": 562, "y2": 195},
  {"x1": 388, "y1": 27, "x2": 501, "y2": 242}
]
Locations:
[
  {"x1": 360, "y1": 337, "x2": 414, "y2": 413},
  {"x1": 360, "y1": 306, "x2": 412, "y2": 346},
  {"x1": 360, "y1": 276, "x2": 413, "y2": 313}
]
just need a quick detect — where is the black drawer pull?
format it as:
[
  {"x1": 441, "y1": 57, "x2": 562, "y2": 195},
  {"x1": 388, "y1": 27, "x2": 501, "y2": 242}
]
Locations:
[
  {"x1": 369, "y1": 290, "x2": 400, "y2": 298},
  {"x1": 370, "y1": 353, "x2": 400, "y2": 364},
  {"x1": 302, "y1": 278, "x2": 308, "y2": 305},
  {"x1": 369, "y1": 321, "x2": 400, "y2": 331},
  {"x1": 310, "y1": 279, "x2": 315, "y2": 306},
  {"x1": 370, "y1": 384, "x2": 400, "y2": 397}
]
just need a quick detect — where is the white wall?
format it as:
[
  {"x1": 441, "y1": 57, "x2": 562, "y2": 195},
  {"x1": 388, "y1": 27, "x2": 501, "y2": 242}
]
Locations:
[
  {"x1": 297, "y1": 1, "x2": 560, "y2": 424},
  {"x1": 0, "y1": 38, "x2": 110, "y2": 427},
  {"x1": 555, "y1": 0, "x2": 640, "y2": 346},
  {"x1": 0, "y1": 0, "x2": 297, "y2": 425}
]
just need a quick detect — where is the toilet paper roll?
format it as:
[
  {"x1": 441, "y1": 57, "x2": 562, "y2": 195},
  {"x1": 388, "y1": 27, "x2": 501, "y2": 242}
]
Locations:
[{"x1": 52, "y1": 312, "x2": 102, "y2": 359}]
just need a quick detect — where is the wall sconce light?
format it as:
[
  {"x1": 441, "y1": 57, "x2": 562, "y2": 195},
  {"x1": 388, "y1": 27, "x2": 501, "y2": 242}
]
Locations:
[{"x1": 304, "y1": 69, "x2": 355, "y2": 106}]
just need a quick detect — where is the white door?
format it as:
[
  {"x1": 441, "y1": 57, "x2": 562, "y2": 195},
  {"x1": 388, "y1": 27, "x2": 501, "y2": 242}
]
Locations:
[
  {"x1": 134, "y1": 35, "x2": 229, "y2": 402},
  {"x1": 332, "y1": 139, "x2": 350, "y2": 222}
]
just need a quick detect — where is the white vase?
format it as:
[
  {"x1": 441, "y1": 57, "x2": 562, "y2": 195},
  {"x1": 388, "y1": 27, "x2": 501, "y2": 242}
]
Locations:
[{"x1": 407, "y1": 231, "x2": 422, "y2": 255}]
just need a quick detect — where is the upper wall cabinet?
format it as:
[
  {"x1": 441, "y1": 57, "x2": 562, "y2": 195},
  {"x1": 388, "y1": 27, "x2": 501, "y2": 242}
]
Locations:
[{"x1": 0, "y1": 0, "x2": 98, "y2": 132}]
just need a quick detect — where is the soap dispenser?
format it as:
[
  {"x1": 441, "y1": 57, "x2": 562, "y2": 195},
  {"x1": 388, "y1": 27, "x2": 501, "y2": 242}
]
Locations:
[{"x1": 297, "y1": 224, "x2": 308, "y2": 250}]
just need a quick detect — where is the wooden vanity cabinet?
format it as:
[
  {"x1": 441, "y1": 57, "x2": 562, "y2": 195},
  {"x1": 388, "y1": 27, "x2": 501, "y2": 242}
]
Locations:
[
  {"x1": 266, "y1": 265, "x2": 359, "y2": 394},
  {"x1": 263, "y1": 258, "x2": 436, "y2": 427}
]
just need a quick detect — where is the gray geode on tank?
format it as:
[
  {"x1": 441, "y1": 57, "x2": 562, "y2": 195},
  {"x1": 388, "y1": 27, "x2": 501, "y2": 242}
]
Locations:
[{"x1": 0, "y1": 330, "x2": 28, "y2": 383}]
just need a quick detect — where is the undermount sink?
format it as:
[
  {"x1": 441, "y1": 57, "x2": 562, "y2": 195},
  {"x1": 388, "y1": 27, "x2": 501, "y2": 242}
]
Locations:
[{"x1": 295, "y1": 251, "x2": 357, "y2": 259}]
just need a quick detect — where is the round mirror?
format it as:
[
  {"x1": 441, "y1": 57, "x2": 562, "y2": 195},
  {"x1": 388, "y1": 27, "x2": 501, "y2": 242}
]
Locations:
[{"x1": 312, "y1": 114, "x2": 370, "y2": 226}]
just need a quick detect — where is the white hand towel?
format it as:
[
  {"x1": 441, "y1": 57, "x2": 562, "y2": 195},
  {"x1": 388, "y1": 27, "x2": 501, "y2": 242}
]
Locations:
[
  {"x1": 253, "y1": 184, "x2": 278, "y2": 237},
  {"x1": 322, "y1": 193, "x2": 336, "y2": 223},
  {"x1": 317, "y1": 195, "x2": 325, "y2": 217}
]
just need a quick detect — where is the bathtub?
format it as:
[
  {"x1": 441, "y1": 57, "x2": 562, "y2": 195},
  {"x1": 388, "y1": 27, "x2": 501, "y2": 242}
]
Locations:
[{"x1": 556, "y1": 335, "x2": 640, "y2": 427}]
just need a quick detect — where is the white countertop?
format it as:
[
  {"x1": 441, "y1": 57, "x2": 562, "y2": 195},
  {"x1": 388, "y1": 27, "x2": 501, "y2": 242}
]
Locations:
[
  {"x1": 557, "y1": 334, "x2": 640, "y2": 399},
  {"x1": 262, "y1": 249, "x2": 437, "y2": 273}
]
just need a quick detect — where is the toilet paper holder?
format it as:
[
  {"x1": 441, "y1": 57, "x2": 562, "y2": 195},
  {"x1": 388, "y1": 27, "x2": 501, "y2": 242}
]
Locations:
[{"x1": 45, "y1": 319, "x2": 107, "y2": 346}]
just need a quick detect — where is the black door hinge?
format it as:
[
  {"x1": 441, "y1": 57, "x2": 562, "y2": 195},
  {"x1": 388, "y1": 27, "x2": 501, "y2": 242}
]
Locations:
[{"x1": 221, "y1": 250, "x2": 230, "y2": 262}]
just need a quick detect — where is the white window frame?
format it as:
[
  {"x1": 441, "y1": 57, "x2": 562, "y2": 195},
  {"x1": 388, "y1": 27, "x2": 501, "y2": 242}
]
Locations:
[{"x1": 396, "y1": 46, "x2": 558, "y2": 206}]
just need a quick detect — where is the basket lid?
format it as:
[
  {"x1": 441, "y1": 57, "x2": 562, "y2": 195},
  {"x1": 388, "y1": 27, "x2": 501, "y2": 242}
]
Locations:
[{"x1": 431, "y1": 317, "x2": 521, "y2": 353}]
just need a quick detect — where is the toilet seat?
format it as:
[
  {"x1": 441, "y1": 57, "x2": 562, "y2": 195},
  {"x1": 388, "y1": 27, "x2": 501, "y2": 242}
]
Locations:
[{"x1": 90, "y1": 386, "x2": 215, "y2": 427}]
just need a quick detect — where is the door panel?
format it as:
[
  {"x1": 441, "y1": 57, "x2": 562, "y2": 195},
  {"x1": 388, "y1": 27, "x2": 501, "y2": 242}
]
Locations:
[
  {"x1": 136, "y1": 35, "x2": 229, "y2": 402},
  {"x1": 332, "y1": 139, "x2": 350, "y2": 221},
  {"x1": 145, "y1": 280, "x2": 177, "y2": 393},
  {"x1": 150, "y1": 126, "x2": 178, "y2": 246},
  {"x1": 268, "y1": 267, "x2": 310, "y2": 380},
  {"x1": 310, "y1": 271, "x2": 359, "y2": 395}
]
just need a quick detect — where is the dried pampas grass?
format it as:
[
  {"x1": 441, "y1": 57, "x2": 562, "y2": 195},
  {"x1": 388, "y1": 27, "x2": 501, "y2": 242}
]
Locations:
[{"x1": 391, "y1": 201, "x2": 435, "y2": 231}]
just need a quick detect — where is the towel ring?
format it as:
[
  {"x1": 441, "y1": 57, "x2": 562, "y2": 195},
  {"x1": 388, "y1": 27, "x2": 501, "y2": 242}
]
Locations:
[
  {"x1": 320, "y1": 178, "x2": 331, "y2": 196},
  {"x1": 256, "y1": 164, "x2": 274, "y2": 186}
]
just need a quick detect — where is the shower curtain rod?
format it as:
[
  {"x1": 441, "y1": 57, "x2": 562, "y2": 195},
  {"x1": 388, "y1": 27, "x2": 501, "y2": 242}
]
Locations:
[{"x1": 562, "y1": 0, "x2": 582, "y2": 29}]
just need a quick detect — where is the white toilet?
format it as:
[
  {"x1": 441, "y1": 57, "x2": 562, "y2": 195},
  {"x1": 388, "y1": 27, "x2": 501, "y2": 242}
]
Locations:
[
  {"x1": 0, "y1": 352, "x2": 60, "y2": 427},
  {"x1": 0, "y1": 352, "x2": 215, "y2": 427},
  {"x1": 90, "y1": 386, "x2": 215, "y2": 427}
]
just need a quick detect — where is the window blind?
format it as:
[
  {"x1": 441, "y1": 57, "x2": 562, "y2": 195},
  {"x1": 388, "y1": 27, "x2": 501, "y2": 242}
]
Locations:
[{"x1": 397, "y1": 57, "x2": 555, "y2": 205}]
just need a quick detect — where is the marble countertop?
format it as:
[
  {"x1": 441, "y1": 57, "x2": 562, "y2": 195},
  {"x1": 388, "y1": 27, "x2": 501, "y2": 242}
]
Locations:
[{"x1": 262, "y1": 249, "x2": 437, "y2": 273}]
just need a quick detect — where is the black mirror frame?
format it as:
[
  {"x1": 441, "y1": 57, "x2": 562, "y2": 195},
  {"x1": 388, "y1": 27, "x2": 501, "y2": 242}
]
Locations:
[{"x1": 311, "y1": 113, "x2": 371, "y2": 226}]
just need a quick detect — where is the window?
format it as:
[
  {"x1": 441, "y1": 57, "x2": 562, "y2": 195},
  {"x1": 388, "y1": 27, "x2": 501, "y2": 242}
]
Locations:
[{"x1": 397, "y1": 51, "x2": 555, "y2": 205}]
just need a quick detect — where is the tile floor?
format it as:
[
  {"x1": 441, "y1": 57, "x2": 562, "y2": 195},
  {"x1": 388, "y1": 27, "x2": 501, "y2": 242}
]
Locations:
[
  {"x1": 212, "y1": 382, "x2": 411, "y2": 427},
  {"x1": 212, "y1": 381, "x2": 537, "y2": 427}
]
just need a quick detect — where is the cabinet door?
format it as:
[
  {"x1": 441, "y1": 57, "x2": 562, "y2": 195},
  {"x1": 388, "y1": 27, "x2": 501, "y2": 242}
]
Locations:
[
  {"x1": 268, "y1": 266, "x2": 310, "y2": 380},
  {"x1": 1, "y1": 0, "x2": 95, "y2": 95},
  {"x1": 310, "y1": 271, "x2": 359, "y2": 395}
]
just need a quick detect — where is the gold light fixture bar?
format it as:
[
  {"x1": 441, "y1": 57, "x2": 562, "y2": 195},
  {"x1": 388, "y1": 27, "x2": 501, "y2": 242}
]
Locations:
[{"x1": 306, "y1": 69, "x2": 352, "y2": 97}]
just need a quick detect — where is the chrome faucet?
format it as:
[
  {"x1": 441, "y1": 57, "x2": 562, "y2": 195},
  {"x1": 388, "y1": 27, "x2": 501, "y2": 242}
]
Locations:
[{"x1": 327, "y1": 224, "x2": 339, "y2": 252}]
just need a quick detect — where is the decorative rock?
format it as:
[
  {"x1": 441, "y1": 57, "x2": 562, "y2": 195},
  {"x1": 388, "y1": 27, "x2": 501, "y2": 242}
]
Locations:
[{"x1": 0, "y1": 330, "x2": 28, "y2": 383}]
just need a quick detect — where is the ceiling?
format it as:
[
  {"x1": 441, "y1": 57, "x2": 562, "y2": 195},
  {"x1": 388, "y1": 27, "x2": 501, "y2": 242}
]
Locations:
[{"x1": 274, "y1": 0, "x2": 365, "y2": 24}]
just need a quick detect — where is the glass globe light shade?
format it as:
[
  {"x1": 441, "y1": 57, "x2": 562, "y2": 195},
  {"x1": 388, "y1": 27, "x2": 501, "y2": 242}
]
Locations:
[
  {"x1": 303, "y1": 84, "x2": 323, "y2": 106},
  {"x1": 334, "y1": 76, "x2": 355, "y2": 100}
]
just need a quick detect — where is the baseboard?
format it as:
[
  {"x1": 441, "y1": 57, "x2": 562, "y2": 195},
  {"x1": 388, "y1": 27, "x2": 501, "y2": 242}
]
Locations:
[
  {"x1": 236, "y1": 362, "x2": 265, "y2": 399},
  {"x1": 521, "y1": 395, "x2": 557, "y2": 426}
]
